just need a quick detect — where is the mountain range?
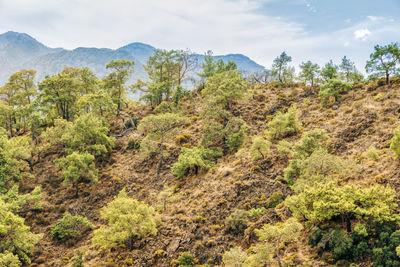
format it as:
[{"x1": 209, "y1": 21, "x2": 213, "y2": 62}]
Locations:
[{"x1": 0, "y1": 31, "x2": 266, "y2": 91}]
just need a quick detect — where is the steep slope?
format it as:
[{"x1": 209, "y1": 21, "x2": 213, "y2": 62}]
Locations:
[{"x1": 23, "y1": 78, "x2": 400, "y2": 266}]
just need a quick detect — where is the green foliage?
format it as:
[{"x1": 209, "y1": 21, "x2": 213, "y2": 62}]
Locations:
[
  {"x1": 223, "y1": 218, "x2": 302, "y2": 266},
  {"x1": 390, "y1": 126, "x2": 400, "y2": 158},
  {"x1": 76, "y1": 90, "x2": 117, "y2": 117},
  {"x1": 364, "y1": 145, "x2": 380, "y2": 161},
  {"x1": 366, "y1": 43, "x2": 400, "y2": 85},
  {"x1": 0, "y1": 132, "x2": 30, "y2": 191},
  {"x1": 0, "y1": 198, "x2": 42, "y2": 265},
  {"x1": 266, "y1": 192, "x2": 284, "y2": 208},
  {"x1": 271, "y1": 51, "x2": 293, "y2": 83},
  {"x1": 249, "y1": 136, "x2": 270, "y2": 160},
  {"x1": 309, "y1": 226, "x2": 353, "y2": 260},
  {"x1": 51, "y1": 212, "x2": 92, "y2": 241},
  {"x1": 61, "y1": 113, "x2": 114, "y2": 157},
  {"x1": 321, "y1": 60, "x2": 339, "y2": 82},
  {"x1": 197, "y1": 50, "x2": 237, "y2": 80},
  {"x1": 200, "y1": 122, "x2": 224, "y2": 149},
  {"x1": 138, "y1": 113, "x2": 187, "y2": 174},
  {"x1": 134, "y1": 49, "x2": 196, "y2": 107},
  {"x1": 309, "y1": 221, "x2": 400, "y2": 264},
  {"x1": 293, "y1": 129, "x2": 329, "y2": 159},
  {"x1": 282, "y1": 130, "x2": 331, "y2": 185},
  {"x1": 225, "y1": 209, "x2": 249, "y2": 235},
  {"x1": 248, "y1": 207, "x2": 266, "y2": 218},
  {"x1": 222, "y1": 246, "x2": 248, "y2": 267},
  {"x1": 1, "y1": 184, "x2": 42, "y2": 212},
  {"x1": 104, "y1": 59, "x2": 134, "y2": 114},
  {"x1": 0, "y1": 251, "x2": 21, "y2": 267},
  {"x1": 0, "y1": 69, "x2": 37, "y2": 137},
  {"x1": 39, "y1": 67, "x2": 99, "y2": 121},
  {"x1": 153, "y1": 101, "x2": 173, "y2": 114},
  {"x1": 224, "y1": 117, "x2": 247, "y2": 151},
  {"x1": 286, "y1": 181, "x2": 400, "y2": 226},
  {"x1": 126, "y1": 139, "x2": 140, "y2": 150},
  {"x1": 276, "y1": 139, "x2": 293, "y2": 156},
  {"x1": 92, "y1": 188, "x2": 159, "y2": 250},
  {"x1": 339, "y1": 56, "x2": 364, "y2": 84},
  {"x1": 202, "y1": 70, "x2": 247, "y2": 110},
  {"x1": 295, "y1": 150, "x2": 344, "y2": 182},
  {"x1": 177, "y1": 251, "x2": 194, "y2": 266},
  {"x1": 171, "y1": 147, "x2": 221, "y2": 178},
  {"x1": 319, "y1": 79, "x2": 352, "y2": 104},
  {"x1": 173, "y1": 86, "x2": 192, "y2": 106},
  {"x1": 299, "y1": 60, "x2": 320, "y2": 86},
  {"x1": 265, "y1": 106, "x2": 301, "y2": 140},
  {"x1": 256, "y1": 217, "x2": 303, "y2": 245},
  {"x1": 55, "y1": 151, "x2": 97, "y2": 197}
]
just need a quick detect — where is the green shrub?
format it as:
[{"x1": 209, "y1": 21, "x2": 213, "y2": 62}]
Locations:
[
  {"x1": 0, "y1": 251, "x2": 21, "y2": 267},
  {"x1": 250, "y1": 136, "x2": 270, "y2": 160},
  {"x1": 55, "y1": 151, "x2": 98, "y2": 198},
  {"x1": 92, "y1": 188, "x2": 159, "y2": 250},
  {"x1": 0, "y1": 198, "x2": 42, "y2": 265},
  {"x1": 248, "y1": 207, "x2": 266, "y2": 218},
  {"x1": 266, "y1": 192, "x2": 284, "y2": 208},
  {"x1": 61, "y1": 113, "x2": 115, "y2": 157},
  {"x1": 390, "y1": 127, "x2": 400, "y2": 158},
  {"x1": 293, "y1": 129, "x2": 329, "y2": 159},
  {"x1": 265, "y1": 106, "x2": 301, "y2": 140},
  {"x1": 363, "y1": 145, "x2": 380, "y2": 161},
  {"x1": 126, "y1": 139, "x2": 140, "y2": 150},
  {"x1": 222, "y1": 246, "x2": 247, "y2": 267},
  {"x1": 309, "y1": 227, "x2": 353, "y2": 260},
  {"x1": 153, "y1": 101, "x2": 173, "y2": 114},
  {"x1": 177, "y1": 251, "x2": 194, "y2": 266},
  {"x1": 277, "y1": 140, "x2": 293, "y2": 156},
  {"x1": 51, "y1": 212, "x2": 92, "y2": 241},
  {"x1": 224, "y1": 117, "x2": 247, "y2": 151},
  {"x1": 200, "y1": 122, "x2": 224, "y2": 148},
  {"x1": 319, "y1": 79, "x2": 352, "y2": 105},
  {"x1": 171, "y1": 147, "x2": 222, "y2": 178},
  {"x1": 225, "y1": 209, "x2": 249, "y2": 235}
]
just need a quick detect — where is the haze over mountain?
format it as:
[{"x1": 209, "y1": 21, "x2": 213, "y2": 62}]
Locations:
[{"x1": 0, "y1": 31, "x2": 266, "y2": 89}]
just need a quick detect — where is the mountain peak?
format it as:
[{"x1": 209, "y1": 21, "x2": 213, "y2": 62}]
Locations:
[
  {"x1": 118, "y1": 42, "x2": 155, "y2": 50},
  {"x1": 0, "y1": 31, "x2": 48, "y2": 50},
  {"x1": 1, "y1": 31, "x2": 39, "y2": 42}
]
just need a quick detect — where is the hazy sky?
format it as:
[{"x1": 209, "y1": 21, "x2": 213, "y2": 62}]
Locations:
[{"x1": 0, "y1": 0, "x2": 399, "y2": 71}]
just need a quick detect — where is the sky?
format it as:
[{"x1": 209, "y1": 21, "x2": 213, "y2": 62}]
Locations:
[{"x1": 0, "y1": 0, "x2": 399, "y2": 72}]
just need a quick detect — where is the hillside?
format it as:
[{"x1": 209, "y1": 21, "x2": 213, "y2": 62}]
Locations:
[
  {"x1": 11, "y1": 77, "x2": 400, "y2": 266},
  {"x1": 0, "y1": 31, "x2": 266, "y2": 90}
]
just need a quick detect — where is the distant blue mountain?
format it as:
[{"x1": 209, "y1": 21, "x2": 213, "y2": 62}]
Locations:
[{"x1": 0, "y1": 31, "x2": 266, "y2": 94}]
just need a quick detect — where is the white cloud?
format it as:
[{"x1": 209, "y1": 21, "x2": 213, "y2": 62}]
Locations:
[
  {"x1": 354, "y1": 28, "x2": 372, "y2": 41},
  {"x1": 0, "y1": 0, "x2": 399, "y2": 73}
]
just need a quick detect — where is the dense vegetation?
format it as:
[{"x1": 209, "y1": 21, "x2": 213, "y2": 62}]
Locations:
[{"x1": 0, "y1": 43, "x2": 400, "y2": 266}]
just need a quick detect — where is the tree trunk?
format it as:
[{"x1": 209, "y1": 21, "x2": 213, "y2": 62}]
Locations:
[
  {"x1": 258, "y1": 148, "x2": 265, "y2": 159},
  {"x1": 386, "y1": 72, "x2": 390, "y2": 85},
  {"x1": 157, "y1": 133, "x2": 164, "y2": 175},
  {"x1": 346, "y1": 216, "x2": 352, "y2": 233},
  {"x1": 9, "y1": 114, "x2": 13, "y2": 137},
  {"x1": 129, "y1": 235, "x2": 134, "y2": 251},
  {"x1": 75, "y1": 181, "x2": 79, "y2": 198}
]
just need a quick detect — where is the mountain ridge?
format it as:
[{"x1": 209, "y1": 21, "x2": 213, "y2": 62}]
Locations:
[{"x1": 0, "y1": 31, "x2": 266, "y2": 90}]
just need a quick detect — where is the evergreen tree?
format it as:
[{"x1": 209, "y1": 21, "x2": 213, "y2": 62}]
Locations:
[
  {"x1": 92, "y1": 189, "x2": 158, "y2": 250},
  {"x1": 366, "y1": 43, "x2": 400, "y2": 85},
  {"x1": 138, "y1": 113, "x2": 187, "y2": 174},
  {"x1": 104, "y1": 60, "x2": 134, "y2": 115},
  {"x1": 299, "y1": 61, "x2": 320, "y2": 86},
  {"x1": 271, "y1": 52, "x2": 292, "y2": 83}
]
